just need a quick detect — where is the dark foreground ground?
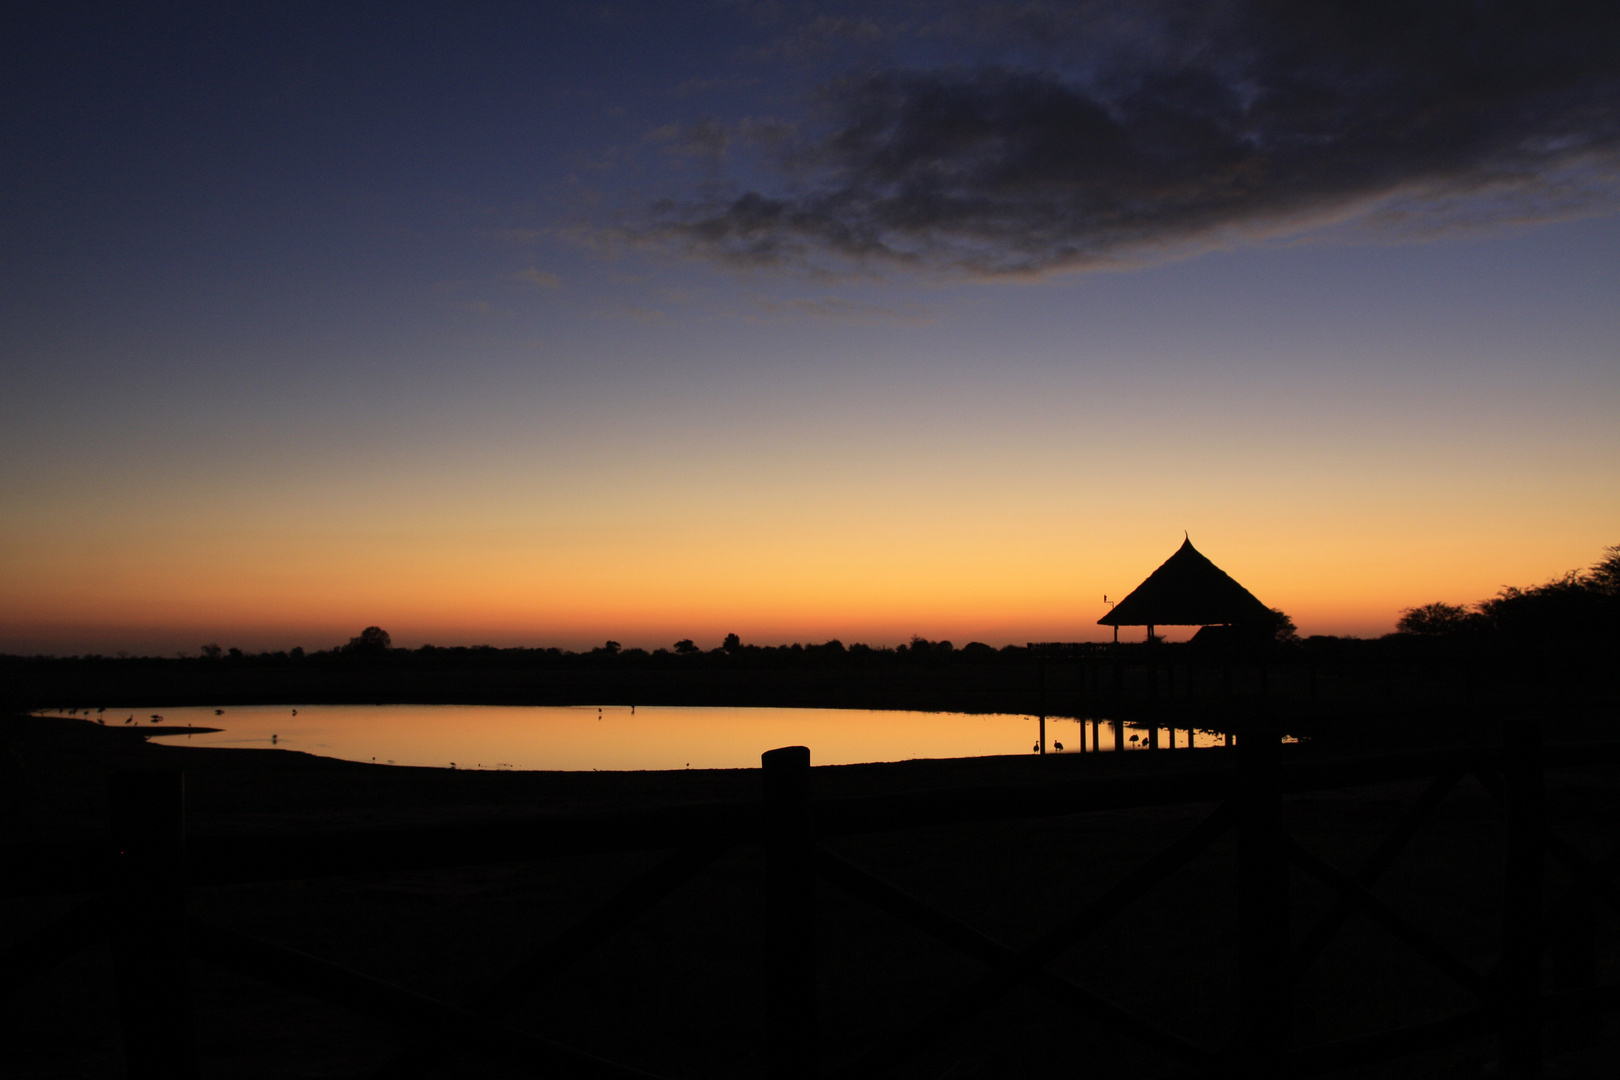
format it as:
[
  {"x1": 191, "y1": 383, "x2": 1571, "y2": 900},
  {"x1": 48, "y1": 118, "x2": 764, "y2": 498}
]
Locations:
[{"x1": 4, "y1": 712, "x2": 1620, "y2": 1080}]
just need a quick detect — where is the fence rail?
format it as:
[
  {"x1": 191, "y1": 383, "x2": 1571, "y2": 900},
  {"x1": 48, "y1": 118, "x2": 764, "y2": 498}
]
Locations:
[{"x1": 4, "y1": 724, "x2": 1620, "y2": 1078}]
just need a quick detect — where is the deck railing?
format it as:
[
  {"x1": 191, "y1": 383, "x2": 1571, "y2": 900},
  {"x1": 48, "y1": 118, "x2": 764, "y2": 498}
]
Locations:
[{"x1": 4, "y1": 720, "x2": 1620, "y2": 1078}]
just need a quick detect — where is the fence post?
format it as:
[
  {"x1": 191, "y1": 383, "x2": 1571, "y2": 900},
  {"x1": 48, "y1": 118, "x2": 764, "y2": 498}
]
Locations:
[
  {"x1": 1038, "y1": 658, "x2": 1046, "y2": 755},
  {"x1": 1237, "y1": 722, "x2": 1287, "y2": 1076},
  {"x1": 108, "y1": 769, "x2": 199, "y2": 1080},
  {"x1": 1499, "y1": 714, "x2": 1544, "y2": 1077},
  {"x1": 763, "y1": 746, "x2": 816, "y2": 1080},
  {"x1": 1549, "y1": 885, "x2": 1596, "y2": 1048}
]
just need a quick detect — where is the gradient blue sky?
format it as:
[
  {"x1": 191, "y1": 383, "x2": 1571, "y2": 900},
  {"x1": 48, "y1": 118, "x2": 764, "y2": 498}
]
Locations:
[{"x1": 4, "y1": 2, "x2": 1618, "y2": 655}]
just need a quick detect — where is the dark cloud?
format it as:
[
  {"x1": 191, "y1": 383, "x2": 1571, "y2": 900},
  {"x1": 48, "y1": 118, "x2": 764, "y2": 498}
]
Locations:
[{"x1": 646, "y1": 1, "x2": 1620, "y2": 276}]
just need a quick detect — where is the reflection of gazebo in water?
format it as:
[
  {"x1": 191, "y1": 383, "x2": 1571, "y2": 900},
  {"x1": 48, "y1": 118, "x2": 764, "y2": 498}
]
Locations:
[{"x1": 1099, "y1": 536, "x2": 1273, "y2": 643}]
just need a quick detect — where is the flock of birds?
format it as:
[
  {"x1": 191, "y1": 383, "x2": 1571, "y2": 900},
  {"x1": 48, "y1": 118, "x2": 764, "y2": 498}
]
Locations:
[
  {"x1": 59, "y1": 704, "x2": 298, "y2": 746},
  {"x1": 1035, "y1": 733, "x2": 1161, "y2": 753},
  {"x1": 61, "y1": 706, "x2": 161, "y2": 725}
]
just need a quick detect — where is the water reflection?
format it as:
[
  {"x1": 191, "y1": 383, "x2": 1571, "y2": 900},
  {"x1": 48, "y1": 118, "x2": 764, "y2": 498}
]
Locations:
[
  {"x1": 141, "y1": 705, "x2": 1234, "y2": 771},
  {"x1": 1073, "y1": 719, "x2": 1234, "y2": 753}
]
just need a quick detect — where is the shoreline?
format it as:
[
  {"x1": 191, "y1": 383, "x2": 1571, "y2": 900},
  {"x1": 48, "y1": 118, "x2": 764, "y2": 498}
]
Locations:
[{"x1": 2, "y1": 710, "x2": 1250, "y2": 843}]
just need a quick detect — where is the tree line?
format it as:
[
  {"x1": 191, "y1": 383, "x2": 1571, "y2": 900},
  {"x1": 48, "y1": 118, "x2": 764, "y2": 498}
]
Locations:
[
  {"x1": 7, "y1": 544, "x2": 1615, "y2": 669},
  {"x1": 1396, "y1": 544, "x2": 1620, "y2": 642}
]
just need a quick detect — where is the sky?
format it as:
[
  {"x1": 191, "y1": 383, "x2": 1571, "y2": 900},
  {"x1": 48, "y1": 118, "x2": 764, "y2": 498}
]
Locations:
[{"x1": 3, "y1": 1, "x2": 1618, "y2": 656}]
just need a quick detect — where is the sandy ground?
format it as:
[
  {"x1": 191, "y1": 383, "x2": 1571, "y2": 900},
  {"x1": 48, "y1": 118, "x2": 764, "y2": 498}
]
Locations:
[{"x1": 4, "y1": 712, "x2": 1620, "y2": 1079}]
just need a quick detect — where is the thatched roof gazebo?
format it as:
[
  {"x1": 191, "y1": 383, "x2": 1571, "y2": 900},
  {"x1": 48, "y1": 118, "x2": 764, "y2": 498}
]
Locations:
[{"x1": 1099, "y1": 536, "x2": 1273, "y2": 642}]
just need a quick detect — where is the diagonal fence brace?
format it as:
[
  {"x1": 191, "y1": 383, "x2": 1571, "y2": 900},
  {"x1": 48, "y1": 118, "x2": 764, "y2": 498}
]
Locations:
[
  {"x1": 1285, "y1": 767, "x2": 1464, "y2": 986},
  {"x1": 1283, "y1": 836, "x2": 1495, "y2": 1003},
  {"x1": 1018, "y1": 800, "x2": 1237, "y2": 970},
  {"x1": 830, "y1": 801, "x2": 1234, "y2": 1079},
  {"x1": 0, "y1": 895, "x2": 105, "y2": 1002},
  {"x1": 1540, "y1": 831, "x2": 1620, "y2": 923},
  {"x1": 816, "y1": 846, "x2": 1216, "y2": 1076},
  {"x1": 368, "y1": 839, "x2": 730, "y2": 1080},
  {"x1": 1253, "y1": 1006, "x2": 1494, "y2": 1080},
  {"x1": 1467, "y1": 766, "x2": 1620, "y2": 936}
]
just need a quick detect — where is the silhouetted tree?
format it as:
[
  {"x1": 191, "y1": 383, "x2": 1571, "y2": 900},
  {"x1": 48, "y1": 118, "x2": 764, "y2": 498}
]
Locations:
[
  {"x1": 722, "y1": 633, "x2": 741, "y2": 653},
  {"x1": 346, "y1": 626, "x2": 392, "y2": 654},
  {"x1": 1396, "y1": 602, "x2": 1481, "y2": 636},
  {"x1": 673, "y1": 639, "x2": 699, "y2": 655},
  {"x1": 1478, "y1": 567, "x2": 1620, "y2": 640},
  {"x1": 1590, "y1": 544, "x2": 1620, "y2": 591},
  {"x1": 1258, "y1": 608, "x2": 1300, "y2": 644},
  {"x1": 200, "y1": 643, "x2": 222, "y2": 660},
  {"x1": 1391, "y1": 543, "x2": 1619, "y2": 641},
  {"x1": 602, "y1": 640, "x2": 621, "y2": 655}
]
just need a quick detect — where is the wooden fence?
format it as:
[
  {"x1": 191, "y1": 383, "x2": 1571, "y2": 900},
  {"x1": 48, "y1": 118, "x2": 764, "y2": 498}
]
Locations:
[{"x1": 4, "y1": 718, "x2": 1620, "y2": 1078}]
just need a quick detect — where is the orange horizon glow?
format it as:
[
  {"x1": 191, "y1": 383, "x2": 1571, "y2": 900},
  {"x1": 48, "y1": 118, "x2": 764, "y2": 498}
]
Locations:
[{"x1": 5, "y1": 527, "x2": 1611, "y2": 656}]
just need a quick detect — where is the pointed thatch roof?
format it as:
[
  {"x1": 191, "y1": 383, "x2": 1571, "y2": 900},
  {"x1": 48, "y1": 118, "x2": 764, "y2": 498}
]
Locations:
[{"x1": 1099, "y1": 537, "x2": 1273, "y2": 627}]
